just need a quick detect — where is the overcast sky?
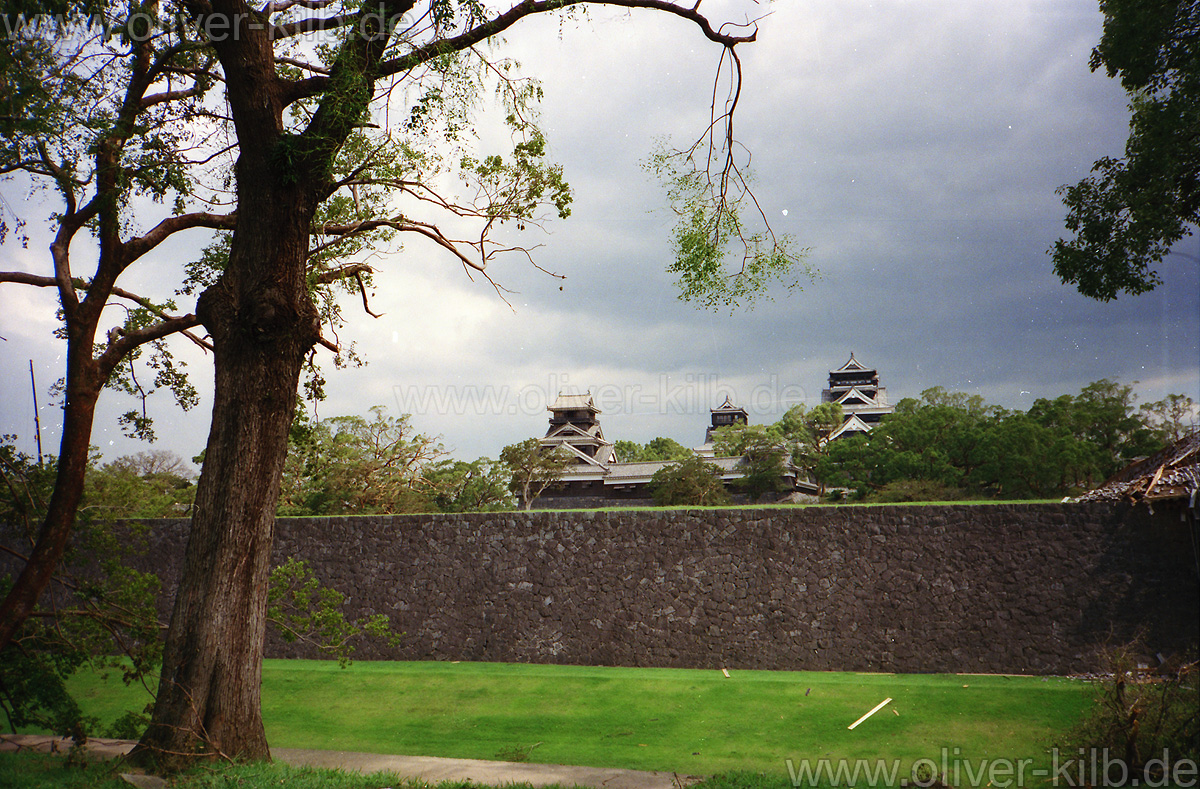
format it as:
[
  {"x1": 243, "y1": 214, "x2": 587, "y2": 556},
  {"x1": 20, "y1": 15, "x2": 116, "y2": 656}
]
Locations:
[{"x1": 1, "y1": 0, "x2": 1198, "y2": 470}]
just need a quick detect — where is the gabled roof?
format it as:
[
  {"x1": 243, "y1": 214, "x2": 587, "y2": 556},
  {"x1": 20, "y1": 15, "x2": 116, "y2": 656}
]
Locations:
[
  {"x1": 711, "y1": 395, "x2": 748, "y2": 415},
  {"x1": 828, "y1": 413, "x2": 874, "y2": 441},
  {"x1": 548, "y1": 391, "x2": 600, "y2": 413},
  {"x1": 542, "y1": 428, "x2": 612, "y2": 450},
  {"x1": 834, "y1": 386, "x2": 881, "y2": 407},
  {"x1": 558, "y1": 460, "x2": 610, "y2": 479},
  {"x1": 544, "y1": 422, "x2": 603, "y2": 441},
  {"x1": 554, "y1": 442, "x2": 613, "y2": 468},
  {"x1": 832, "y1": 352, "x2": 871, "y2": 373}
]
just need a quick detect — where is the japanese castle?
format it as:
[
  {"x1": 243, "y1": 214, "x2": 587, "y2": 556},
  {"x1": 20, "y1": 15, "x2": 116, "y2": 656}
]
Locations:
[
  {"x1": 536, "y1": 391, "x2": 775, "y2": 504},
  {"x1": 530, "y1": 353, "x2": 894, "y2": 506}
]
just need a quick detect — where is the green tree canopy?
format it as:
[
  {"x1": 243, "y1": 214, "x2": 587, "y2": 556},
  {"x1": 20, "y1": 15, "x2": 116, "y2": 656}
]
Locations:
[
  {"x1": 83, "y1": 451, "x2": 196, "y2": 520},
  {"x1": 425, "y1": 457, "x2": 514, "y2": 512},
  {"x1": 1052, "y1": 0, "x2": 1199, "y2": 300},
  {"x1": 500, "y1": 438, "x2": 570, "y2": 511},
  {"x1": 648, "y1": 454, "x2": 731, "y2": 507},
  {"x1": 820, "y1": 380, "x2": 1174, "y2": 500},
  {"x1": 710, "y1": 422, "x2": 790, "y2": 500},
  {"x1": 1141, "y1": 393, "x2": 1198, "y2": 443},
  {"x1": 1026, "y1": 379, "x2": 1162, "y2": 480},
  {"x1": 278, "y1": 406, "x2": 445, "y2": 515},
  {"x1": 614, "y1": 437, "x2": 693, "y2": 463},
  {"x1": 777, "y1": 401, "x2": 843, "y2": 494}
]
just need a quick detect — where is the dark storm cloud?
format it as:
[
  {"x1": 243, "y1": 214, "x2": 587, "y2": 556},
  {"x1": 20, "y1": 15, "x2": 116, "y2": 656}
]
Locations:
[
  {"x1": 3, "y1": 0, "x2": 1195, "y2": 464},
  {"x1": 399, "y1": 0, "x2": 1197, "y2": 457}
]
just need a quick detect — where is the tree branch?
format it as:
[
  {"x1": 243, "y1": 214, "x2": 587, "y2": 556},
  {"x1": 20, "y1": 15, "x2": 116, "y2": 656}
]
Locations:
[
  {"x1": 317, "y1": 217, "x2": 485, "y2": 271},
  {"x1": 271, "y1": 11, "x2": 357, "y2": 39},
  {"x1": 261, "y1": 0, "x2": 337, "y2": 14},
  {"x1": 141, "y1": 85, "x2": 207, "y2": 110},
  {"x1": 122, "y1": 211, "x2": 238, "y2": 268},
  {"x1": 283, "y1": 0, "x2": 757, "y2": 106},
  {"x1": 311, "y1": 262, "x2": 375, "y2": 285},
  {"x1": 377, "y1": 0, "x2": 756, "y2": 78},
  {"x1": 35, "y1": 142, "x2": 86, "y2": 212},
  {"x1": 48, "y1": 194, "x2": 104, "y2": 319},
  {"x1": 354, "y1": 270, "x2": 383, "y2": 318},
  {"x1": 0, "y1": 271, "x2": 213, "y2": 353},
  {"x1": 275, "y1": 55, "x2": 330, "y2": 75},
  {"x1": 98, "y1": 314, "x2": 204, "y2": 381}
]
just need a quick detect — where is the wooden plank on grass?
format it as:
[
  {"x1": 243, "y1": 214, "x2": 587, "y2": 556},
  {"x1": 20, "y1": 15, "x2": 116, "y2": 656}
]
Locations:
[{"x1": 848, "y1": 697, "x2": 892, "y2": 730}]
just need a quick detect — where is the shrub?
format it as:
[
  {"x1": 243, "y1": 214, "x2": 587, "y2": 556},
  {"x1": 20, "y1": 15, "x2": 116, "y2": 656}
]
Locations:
[
  {"x1": 1058, "y1": 644, "x2": 1198, "y2": 786},
  {"x1": 867, "y1": 478, "x2": 965, "y2": 503}
]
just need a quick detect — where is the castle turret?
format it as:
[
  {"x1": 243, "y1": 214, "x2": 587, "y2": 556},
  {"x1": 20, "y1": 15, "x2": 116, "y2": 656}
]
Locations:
[
  {"x1": 539, "y1": 391, "x2": 615, "y2": 464},
  {"x1": 694, "y1": 395, "x2": 749, "y2": 456},
  {"x1": 706, "y1": 395, "x2": 749, "y2": 443},
  {"x1": 822, "y1": 353, "x2": 895, "y2": 439}
]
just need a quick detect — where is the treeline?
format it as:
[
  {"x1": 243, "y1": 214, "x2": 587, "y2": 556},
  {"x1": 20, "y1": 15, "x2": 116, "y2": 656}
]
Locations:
[
  {"x1": 648, "y1": 379, "x2": 1195, "y2": 505},
  {"x1": 818, "y1": 381, "x2": 1194, "y2": 501},
  {"x1": 0, "y1": 444, "x2": 198, "y2": 528},
  {"x1": 2, "y1": 380, "x2": 1191, "y2": 521},
  {"x1": 0, "y1": 412, "x2": 516, "y2": 526},
  {"x1": 275, "y1": 406, "x2": 513, "y2": 515}
]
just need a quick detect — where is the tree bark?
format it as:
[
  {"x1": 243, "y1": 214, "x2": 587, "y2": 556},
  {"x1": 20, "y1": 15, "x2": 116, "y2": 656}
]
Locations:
[
  {"x1": 132, "y1": 0, "x2": 396, "y2": 765},
  {"x1": 0, "y1": 347, "x2": 100, "y2": 649},
  {"x1": 133, "y1": 153, "x2": 321, "y2": 766}
]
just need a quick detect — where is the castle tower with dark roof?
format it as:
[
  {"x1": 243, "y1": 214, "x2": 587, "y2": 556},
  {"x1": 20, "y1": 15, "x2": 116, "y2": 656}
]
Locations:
[{"x1": 822, "y1": 353, "x2": 895, "y2": 439}]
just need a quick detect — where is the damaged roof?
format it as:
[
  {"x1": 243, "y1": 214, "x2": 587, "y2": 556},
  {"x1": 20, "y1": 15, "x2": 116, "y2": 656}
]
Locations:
[{"x1": 1078, "y1": 430, "x2": 1200, "y2": 504}]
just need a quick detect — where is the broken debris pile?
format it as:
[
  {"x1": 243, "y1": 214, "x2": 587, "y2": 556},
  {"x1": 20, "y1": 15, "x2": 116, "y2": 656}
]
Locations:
[{"x1": 1078, "y1": 430, "x2": 1199, "y2": 504}]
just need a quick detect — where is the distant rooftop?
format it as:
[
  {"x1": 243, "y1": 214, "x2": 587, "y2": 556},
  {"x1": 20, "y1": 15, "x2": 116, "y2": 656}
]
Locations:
[
  {"x1": 548, "y1": 391, "x2": 600, "y2": 413},
  {"x1": 832, "y1": 352, "x2": 873, "y2": 373},
  {"x1": 711, "y1": 395, "x2": 748, "y2": 414}
]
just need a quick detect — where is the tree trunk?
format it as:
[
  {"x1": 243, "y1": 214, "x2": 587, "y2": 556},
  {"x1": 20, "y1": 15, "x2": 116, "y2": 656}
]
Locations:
[
  {"x1": 133, "y1": 171, "x2": 320, "y2": 767},
  {"x1": 0, "y1": 344, "x2": 100, "y2": 651},
  {"x1": 131, "y1": 0, "x2": 406, "y2": 766}
]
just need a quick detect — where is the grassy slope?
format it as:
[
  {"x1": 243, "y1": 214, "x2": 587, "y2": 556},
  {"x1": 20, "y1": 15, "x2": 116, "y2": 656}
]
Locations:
[{"x1": 63, "y1": 660, "x2": 1092, "y2": 778}]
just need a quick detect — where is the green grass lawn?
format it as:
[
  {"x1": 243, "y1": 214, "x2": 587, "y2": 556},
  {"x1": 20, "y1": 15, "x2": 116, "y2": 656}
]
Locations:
[
  {"x1": 60, "y1": 660, "x2": 1093, "y2": 780},
  {"x1": 0, "y1": 752, "x2": 487, "y2": 789}
]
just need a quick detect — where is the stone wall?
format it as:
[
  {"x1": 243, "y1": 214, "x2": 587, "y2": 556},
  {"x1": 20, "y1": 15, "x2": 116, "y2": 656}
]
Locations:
[{"x1": 125, "y1": 502, "x2": 1198, "y2": 675}]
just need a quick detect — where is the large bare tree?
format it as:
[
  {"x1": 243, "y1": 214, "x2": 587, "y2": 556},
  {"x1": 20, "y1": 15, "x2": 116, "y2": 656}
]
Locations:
[{"x1": 1, "y1": 0, "x2": 802, "y2": 767}]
